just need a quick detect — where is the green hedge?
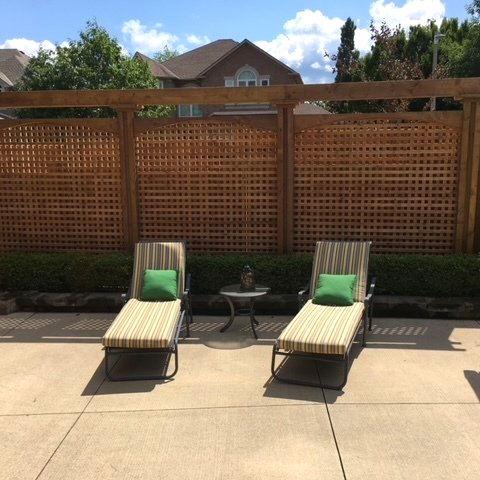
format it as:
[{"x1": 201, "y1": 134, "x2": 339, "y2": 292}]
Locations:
[{"x1": 0, "y1": 252, "x2": 479, "y2": 297}]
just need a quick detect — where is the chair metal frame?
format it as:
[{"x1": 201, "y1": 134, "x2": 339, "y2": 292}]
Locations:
[
  {"x1": 103, "y1": 241, "x2": 193, "y2": 382},
  {"x1": 271, "y1": 241, "x2": 375, "y2": 390}
]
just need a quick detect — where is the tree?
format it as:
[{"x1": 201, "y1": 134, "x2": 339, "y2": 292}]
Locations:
[
  {"x1": 153, "y1": 46, "x2": 178, "y2": 63},
  {"x1": 327, "y1": 18, "x2": 363, "y2": 112},
  {"x1": 334, "y1": 18, "x2": 361, "y2": 83},
  {"x1": 15, "y1": 20, "x2": 170, "y2": 118},
  {"x1": 455, "y1": 1, "x2": 480, "y2": 77}
]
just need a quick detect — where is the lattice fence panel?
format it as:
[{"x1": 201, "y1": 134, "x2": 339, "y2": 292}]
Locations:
[
  {"x1": 136, "y1": 120, "x2": 278, "y2": 252},
  {"x1": 0, "y1": 122, "x2": 123, "y2": 252},
  {"x1": 294, "y1": 118, "x2": 461, "y2": 253}
]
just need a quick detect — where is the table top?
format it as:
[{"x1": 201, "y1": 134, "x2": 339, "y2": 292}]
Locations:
[{"x1": 219, "y1": 284, "x2": 270, "y2": 298}]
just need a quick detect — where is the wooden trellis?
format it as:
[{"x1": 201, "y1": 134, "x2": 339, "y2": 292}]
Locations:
[{"x1": 0, "y1": 81, "x2": 479, "y2": 254}]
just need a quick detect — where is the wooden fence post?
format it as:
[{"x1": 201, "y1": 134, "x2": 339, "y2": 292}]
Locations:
[
  {"x1": 117, "y1": 108, "x2": 139, "y2": 251},
  {"x1": 276, "y1": 103, "x2": 296, "y2": 254},
  {"x1": 456, "y1": 99, "x2": 480, "y2": 253}
]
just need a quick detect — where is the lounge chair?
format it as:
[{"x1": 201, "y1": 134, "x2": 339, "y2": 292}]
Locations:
[
  {"x1": 271, "y1": 241, "x2": 374, "y2": 390},
  {"x1": 102, "y1": 241, "x2": 192, "y2": 381}
]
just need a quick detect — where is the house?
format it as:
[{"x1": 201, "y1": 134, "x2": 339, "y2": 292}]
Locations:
[
  {"x1": 0, "y1": 49, "x2": 29, "y2": 92},
  {"x1": 0, "y1": 49, "x2": 30, "y2": 119},
  {"x1": 135, "y1": 39, "x2": 315, "y2": 118}
]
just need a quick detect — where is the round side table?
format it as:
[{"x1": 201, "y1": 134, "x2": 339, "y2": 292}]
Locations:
[{"x1": 219, "y1": 284, "x2": 270, "y2": 339}]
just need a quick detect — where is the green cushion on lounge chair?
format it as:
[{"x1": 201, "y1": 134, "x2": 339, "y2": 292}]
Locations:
[
  {"x1": 312, "y1": 274, "x2": 357, "y2": 306},
  {"x1": 139, "y1": 269, "x2": 178, "y2": 301}
]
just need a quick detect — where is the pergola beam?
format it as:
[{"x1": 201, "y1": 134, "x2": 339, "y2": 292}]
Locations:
[{"x1": 1, "y1": 78, "x2": 480, "y2": 109}]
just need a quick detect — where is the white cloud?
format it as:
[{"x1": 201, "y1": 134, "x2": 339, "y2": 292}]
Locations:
[
  {"x1": 0, "y1": 38, "x2": 56, "y2": 56},
  {"x1": 121, "y1": 19, "x2": 179, "y2": 54},
  {"x1": 255, "y1": 1, "x2": 446, "y2": 84},
  {"x1": 354, "y1": 27, "x2": 373, "y2": 54},
  {"x1": 256, "y1": 9, "x2": 345, "y2": 70},
  {"x1": 121, "y1": 20, "x2": 210, "y2": 56},
  {"x1": 186, "y1": 34, "x2": 210, "y2": 46},
  {"x1": 370, "y1": 0, "x2": 445, "y2": 28},
  {"x1": 255, "y1": 9, "x2": 353, "y2": 84}
]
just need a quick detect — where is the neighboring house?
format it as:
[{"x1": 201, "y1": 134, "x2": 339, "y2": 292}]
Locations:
[
  {"x1": 0, "y1": 48, "x2": 29, "y2": 91},
  {"x1": 135, "y1": 39, "x2": 320, "y2": 118},
  {"x1": 0, "y1": 49, "x2": 30, "y2": 119}
]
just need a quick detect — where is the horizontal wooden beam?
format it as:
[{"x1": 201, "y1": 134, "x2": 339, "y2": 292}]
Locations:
[{"x1": 1, "y1": 78, "x2": 480, "y2": 109}]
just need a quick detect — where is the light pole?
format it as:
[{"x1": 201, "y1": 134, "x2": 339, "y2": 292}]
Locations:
[{"x1": 431, "y1": 33, "x2": 445, "y2": 111}]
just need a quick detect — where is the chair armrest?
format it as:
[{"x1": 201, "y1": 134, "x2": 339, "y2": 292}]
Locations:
[
  {"x1": 185, "y1": 272, "x2": 191, "y2": 294},
  {"x1": 182, "y1": 273, "x2": 192, "y2": 307},
  {"x1": 365, "y1": 277, "x2": 376, "y2": 303},
  {"x1": 298, "y1": 281, "x2": 311, "y2": 310},
  {"x1": 364, "y1": 277, "x2": 376, "y2": 331}
]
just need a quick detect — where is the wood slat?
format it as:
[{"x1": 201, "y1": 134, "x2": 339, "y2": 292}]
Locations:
[{"x1": 1, "y1": 78, "x2": 480, "y2": 109}]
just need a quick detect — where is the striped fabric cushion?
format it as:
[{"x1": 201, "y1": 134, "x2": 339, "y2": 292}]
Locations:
[
  {"x1": 309, "y1": 241, "x2": 371, "y2": 302},
  {"x1": 102, "y1": 298, "x2": 182, "y2": 349},
  {"x1": 130, "y1": 242, "x2": 185, "y2": 299},
  {"x1": 277, "y1": 300, "x2": 365, "y2": 355}
]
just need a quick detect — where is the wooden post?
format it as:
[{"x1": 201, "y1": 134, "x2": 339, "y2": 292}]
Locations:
[
  {"x1": 276, "y1": 103, "x2": 296, "y2": 254},
  {"x1": 456, "y1": 99, "x2": 480, "y2": 253},
  {"x1": 117, "y1": 107, "x2": 139, "y2": 251},
  {"x1": 468, "y1": 102, "x2": 480, "y2": 253}
]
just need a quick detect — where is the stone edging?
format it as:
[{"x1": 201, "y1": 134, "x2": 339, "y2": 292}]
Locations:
[{"x1": 1, "y1": 291, "x2": 479, "y2": 320}]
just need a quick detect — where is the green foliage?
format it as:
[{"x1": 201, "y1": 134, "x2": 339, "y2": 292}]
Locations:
[
  {"x1": 186, "y1": 254, "x2": 313, "y2": 294},
  {"x1": 0, "y1": 252, "x2": 479, "y2": 298},
  {"x1": 153, "y1": 46, "x2": 178, "y2": 63},
  {"x1": 334, "y1": 17, "x2": 360, "y2": 84},
  {"x1": 369, "y1": 254, "x2": 480, "y2": 297},
  {"x1": 14, "y1": 20, "x2": 170, "y2": 118},
  {"x1": 0, "y1": 252, "x2": 132, "y2": 292},
  {"x1": 327, "y1": 13, "x2": 478, "y2": 113}
]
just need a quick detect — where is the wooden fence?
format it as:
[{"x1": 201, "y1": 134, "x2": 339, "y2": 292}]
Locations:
[{"x1": 0, "y1": 80, "x2": 479, "y2": 254}]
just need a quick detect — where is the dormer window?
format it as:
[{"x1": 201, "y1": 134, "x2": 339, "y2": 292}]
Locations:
[
  {"x1": 237, "y1": 69, "x2": 257, "y2": 87},
  {"x1": 224, "y1": 66, "x2": 270, "y2": 88}
]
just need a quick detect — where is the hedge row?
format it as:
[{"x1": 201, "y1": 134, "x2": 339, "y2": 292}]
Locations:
[{"x1": 0, "y1": 252, "x2": 479, "y2": 297}]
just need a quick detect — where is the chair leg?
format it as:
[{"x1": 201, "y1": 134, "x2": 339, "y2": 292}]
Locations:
[
  {"x1": 270, "y1": 345, "x2": 350, "y2": 391},
  {"x1": 104, "y1": 346, "x2": 179, "y2": 382}
]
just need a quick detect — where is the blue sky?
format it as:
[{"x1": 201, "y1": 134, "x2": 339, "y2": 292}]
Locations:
[{"x1": 0, "y1": 0, "x2": 470, "y2": 83}]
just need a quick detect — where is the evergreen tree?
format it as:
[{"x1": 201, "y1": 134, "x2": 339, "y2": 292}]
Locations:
[{"x1": 334, "y1": 17, "x2": 361, "y2": 83}]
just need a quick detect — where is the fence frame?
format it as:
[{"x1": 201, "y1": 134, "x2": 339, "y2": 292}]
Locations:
[{"x1": 0, "y1": 78, "x2": 479, "y2": 253}]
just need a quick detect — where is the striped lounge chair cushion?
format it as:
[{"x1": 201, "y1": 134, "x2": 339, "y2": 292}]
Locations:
[
  {"x1": 277, "y1": 300, "x2": 365, "y2": 355},
  {"x1": 102, "y1": 298, "x2": 182, "y2": 349}
]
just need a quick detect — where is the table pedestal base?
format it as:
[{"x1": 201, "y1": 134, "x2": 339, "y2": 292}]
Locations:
[{"x1": 220, "y1": 296, "x2": 260, "y2": 339}]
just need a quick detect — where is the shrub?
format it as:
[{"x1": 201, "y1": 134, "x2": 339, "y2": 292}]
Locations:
[
  {"x1": 0, "y1": 251, "x2": 479, "y2": 297},
  {"x1": 0, "y1": 252, "x2": 133, "y2": 292},
  {"x1": 369, "y1": 254, "x2": 480, "y2": 297}
]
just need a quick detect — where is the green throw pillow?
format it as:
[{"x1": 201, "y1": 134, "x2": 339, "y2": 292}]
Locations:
[
  {"x1": 139, "y1": 269, "x2": 178, "y2": 301},
  {"x1": 312, "y1": 274, "x2": 357, "y2": 306}
]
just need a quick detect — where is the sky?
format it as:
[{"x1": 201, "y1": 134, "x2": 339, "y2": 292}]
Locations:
[{"x1": 0, "y1": 0, "x2": 470, "y2": 84}]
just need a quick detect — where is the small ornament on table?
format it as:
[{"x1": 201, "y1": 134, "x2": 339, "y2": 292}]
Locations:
[{"x1": 240, "y1": 265, "x2": 256, "y2": 291}]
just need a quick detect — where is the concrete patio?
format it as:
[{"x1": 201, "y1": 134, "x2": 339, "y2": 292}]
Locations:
[{"x1": 1, "y1": 312, "x2": 479, "y2": 480}]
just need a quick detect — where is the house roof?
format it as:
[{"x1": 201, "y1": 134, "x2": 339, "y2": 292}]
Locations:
[
  {"x1": 196, "y1": 39, "x2": 303, "y2": 84},
  {"x1": 133, "y1": 52, "x2": 178, "y2": 79},
  {"x1": 161, "y1": 39, "x2": 239, "y2": 80},
  {"x1": 158, "y1": 39, "x2": 302, "y2": 83},
  {"x1": 0, "y1": 49, "x2": 30, "y2": 86}
]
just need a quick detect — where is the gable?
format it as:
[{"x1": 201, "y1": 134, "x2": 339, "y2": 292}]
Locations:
[{"x1": 203, "y1": 41, "x2": 303, "y2": 85}]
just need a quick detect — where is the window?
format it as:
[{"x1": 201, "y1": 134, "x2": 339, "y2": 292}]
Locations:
[
  {"x1": 224, "y1": 79, "x2": 235, "y2": 87},
  {"x1": 178, "y1": 104, "x2": 203, "y2": 118},
  {"x1": 260, "y1": 78, "x2": 270, "y2": 86},
  {"x1": 237, "y1": 69, "x2": 257, "y2": 87},
  {"x1": 158, "y1": 79, "x2": 164, "y2": 89}
]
